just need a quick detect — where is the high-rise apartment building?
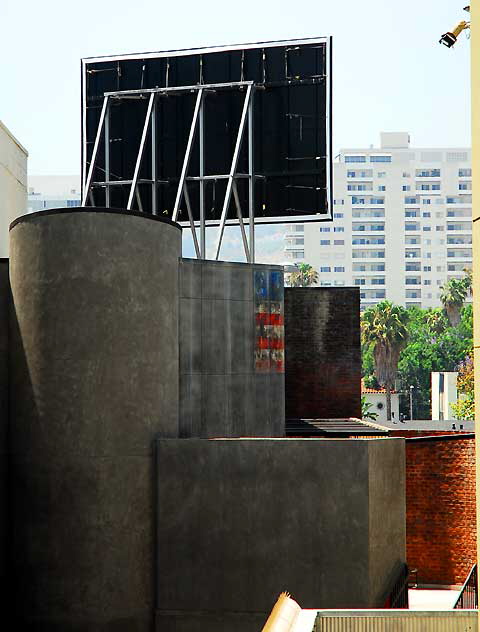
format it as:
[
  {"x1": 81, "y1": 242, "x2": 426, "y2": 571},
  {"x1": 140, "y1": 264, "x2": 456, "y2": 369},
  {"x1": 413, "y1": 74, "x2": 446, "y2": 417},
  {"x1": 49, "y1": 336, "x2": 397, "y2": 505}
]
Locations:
[
  {"x1": 284, "y1": 132, "x2": 472, "y2": 309},
  {"x1": 27, "y1": 176, "x2": 81, "y2": 213}
]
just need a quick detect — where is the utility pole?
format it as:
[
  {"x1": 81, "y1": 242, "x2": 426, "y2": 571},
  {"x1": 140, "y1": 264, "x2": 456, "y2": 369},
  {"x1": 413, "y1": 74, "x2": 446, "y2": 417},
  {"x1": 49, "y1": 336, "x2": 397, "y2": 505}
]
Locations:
[
  {"x1": 439, "y1": 5, "x2": 478, "y2": 613},
  {"x1": 470, "y1": 2, "x2": 480, "y2": 619}
]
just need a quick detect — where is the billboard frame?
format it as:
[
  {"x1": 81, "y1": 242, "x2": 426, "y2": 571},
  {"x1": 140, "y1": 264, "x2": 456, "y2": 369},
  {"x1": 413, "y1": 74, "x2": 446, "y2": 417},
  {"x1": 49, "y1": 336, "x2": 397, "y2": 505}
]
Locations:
[{"x1": 81, "y1": 36, "x2": 333, "y2": 261}]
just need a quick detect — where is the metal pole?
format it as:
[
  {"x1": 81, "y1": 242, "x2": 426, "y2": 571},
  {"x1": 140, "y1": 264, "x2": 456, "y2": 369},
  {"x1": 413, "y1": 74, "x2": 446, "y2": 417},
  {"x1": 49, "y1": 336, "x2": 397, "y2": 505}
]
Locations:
[
  {"x1": 199, "y1": 94, "x2": 206, "y2": 258},
  {"x1": 105, "y1": 99, "x2": 110, "y2": 207},
  {"x1": 184, "y1": 185, "x2": 201, "y2": 259},
  {"x1": 127, "y1": 93, "x2": 155, "y2": 210},
  {"x1": 151, "y1": 96, "x2": 158, "y2": 215},
  {"x1": 172, "y1": 89, "x2": 204, "y2": 222},
  {"x1": 409, "y1": 385, "x2": 414, "y2": 421},
  {"x1": 214, "y1": 84, "x2": 253, "y2": 260},
  {"x1": 82, "y1": 95, "x2": 109, "y2": 206},
  {"x1": 232, "y1": 181, "x2": 250, "y2": 261},
  {"x1": 469, "y1": 4, "x2": 480, "y2": 612},
  {"x1": 248, "y1": 87, "x2": 255, "y2": 263}
]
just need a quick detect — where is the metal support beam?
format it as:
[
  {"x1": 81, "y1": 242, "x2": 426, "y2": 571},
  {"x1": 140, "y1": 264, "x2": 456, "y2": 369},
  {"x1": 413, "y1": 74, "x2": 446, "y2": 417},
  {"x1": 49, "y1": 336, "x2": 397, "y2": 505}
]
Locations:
[
  {"x1": 232, "y1": 181, "x2": 250, "y2": 261},
  {"x1": 136, "y1": 189, "x2": 144, "y2": 213},
  {"x1": 184, "y1": 185, "x2": 201, "y2": 259},
  {"x1": 151, "y1": 96, "x2": 157, "y2": 215},
  {"x1": 172, "y1": 89, "x2": 204, "y2": 222},
  {"x1": 214, "y1": 84, "x2": 253, "y2": 260},
  {"x1": 105, "y1": 99, "x2": 110, "y2": 207},
  {"x1": 82, "y1": 95, "x2": 109, "y2": 206},
  {"x1": 127, "y1": 93, "x2": 155, "y2": 210},
  {"x1": 105, "y1": 80, "x2": 253, "y2": 98},
  {"x1": 199, "y1": 94, "x2": 206, "y2": 258},
  {"x1": 248, "y1": 87, "x2": 255, "y2": 263}
]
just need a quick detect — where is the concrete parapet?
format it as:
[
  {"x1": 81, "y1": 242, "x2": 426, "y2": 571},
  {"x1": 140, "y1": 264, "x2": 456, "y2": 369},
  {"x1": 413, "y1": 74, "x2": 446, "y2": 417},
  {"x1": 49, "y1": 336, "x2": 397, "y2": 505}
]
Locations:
[{"x1": 155, "y1": 437, "x2": 406, "y2": 632}]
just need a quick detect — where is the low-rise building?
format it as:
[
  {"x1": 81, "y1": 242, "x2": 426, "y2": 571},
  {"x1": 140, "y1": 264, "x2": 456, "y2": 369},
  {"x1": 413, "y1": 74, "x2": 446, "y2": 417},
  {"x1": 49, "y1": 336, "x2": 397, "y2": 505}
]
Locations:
[{"x1": 0, "y1": 121, "x2": 27, "y2": 257}]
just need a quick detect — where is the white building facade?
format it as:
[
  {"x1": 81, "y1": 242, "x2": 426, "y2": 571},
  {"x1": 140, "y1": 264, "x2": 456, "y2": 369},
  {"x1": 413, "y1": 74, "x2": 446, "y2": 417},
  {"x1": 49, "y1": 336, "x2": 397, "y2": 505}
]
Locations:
[
  {"x1": 284, "y1": 133, "x2": 472, "y2": 309},
  {"x1": 0, "y1": 121, "x2": 28, "y2": 257},
  {"x1": 27, "y1": 176, "x2": 81, "y2": 213}
]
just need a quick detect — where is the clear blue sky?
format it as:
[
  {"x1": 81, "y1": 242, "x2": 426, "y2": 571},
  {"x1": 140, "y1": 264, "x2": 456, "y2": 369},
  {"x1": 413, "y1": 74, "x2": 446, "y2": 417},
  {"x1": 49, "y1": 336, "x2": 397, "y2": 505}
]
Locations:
[{"x1": 0, "y1": 0, "x2": 472, "y2": 261}]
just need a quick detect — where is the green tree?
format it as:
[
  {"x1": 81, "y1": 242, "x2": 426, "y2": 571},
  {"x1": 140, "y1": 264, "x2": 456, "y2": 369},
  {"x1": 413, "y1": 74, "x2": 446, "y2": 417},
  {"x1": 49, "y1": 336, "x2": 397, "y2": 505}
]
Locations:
[
  {"x1": 361, "y1": 396, "x2": 379, "y2": 421},
  {"x1": 361, "y1": 301, "x2": 410, "y2": 421},
  {"x1": 288, "y1": 263, "x2": 319, "y2": 287},
  {"x1": 396, "y1": 305, "x2": 473, "y2": 419},
  {"x1": 451, "y1": 356, "x2": 475, "y2": 421},
  {"x1": 440, "y1": 276, "x2": 469, "y2": 326}
]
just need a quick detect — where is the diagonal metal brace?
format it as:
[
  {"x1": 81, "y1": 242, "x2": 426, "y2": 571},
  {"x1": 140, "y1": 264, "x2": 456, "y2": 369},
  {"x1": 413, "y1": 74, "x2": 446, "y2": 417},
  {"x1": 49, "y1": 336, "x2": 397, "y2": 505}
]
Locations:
[
  {"x1": 214, "y1": 84, "x2": 253, "y2": 260},
  {"x1": 82, "y1": 96, "x2": 109, "y2": 206},
  {"x1": 172, "y1": 89, "x2": 204, "y2": 222},
  {"x1": 127, "y1": 93, "x2": 156, "y2": 210}
]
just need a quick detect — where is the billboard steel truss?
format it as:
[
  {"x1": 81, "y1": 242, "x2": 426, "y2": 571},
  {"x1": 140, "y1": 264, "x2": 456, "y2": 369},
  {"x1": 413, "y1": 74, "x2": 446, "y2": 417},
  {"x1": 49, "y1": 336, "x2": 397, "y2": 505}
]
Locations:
[{"x1": 81, "y1": 37, "x2": 332, "y2": 261}]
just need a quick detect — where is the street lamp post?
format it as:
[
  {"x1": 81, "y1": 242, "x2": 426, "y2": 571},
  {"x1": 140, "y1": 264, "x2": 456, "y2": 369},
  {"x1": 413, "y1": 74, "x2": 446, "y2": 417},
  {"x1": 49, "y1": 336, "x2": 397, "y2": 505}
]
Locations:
[{"x1": 409, "y1": 385, "x2": 414, "y2": 421}]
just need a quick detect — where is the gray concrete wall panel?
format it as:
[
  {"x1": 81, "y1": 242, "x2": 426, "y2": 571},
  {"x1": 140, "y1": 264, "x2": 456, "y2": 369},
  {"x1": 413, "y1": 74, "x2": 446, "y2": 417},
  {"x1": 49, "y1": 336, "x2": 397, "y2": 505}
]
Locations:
[
  {"x1": 368, "y1": 439, "x2": 407, "y2": 606},
  {"x1": 179, "y1": 259, "x2": 285, "y2": 438},
  {"x1": 156, "y1": 438, "x2": 406, "y2": 631},
  {"x1": 9, "y1": 208, "x2": 182, "y2": 630}
]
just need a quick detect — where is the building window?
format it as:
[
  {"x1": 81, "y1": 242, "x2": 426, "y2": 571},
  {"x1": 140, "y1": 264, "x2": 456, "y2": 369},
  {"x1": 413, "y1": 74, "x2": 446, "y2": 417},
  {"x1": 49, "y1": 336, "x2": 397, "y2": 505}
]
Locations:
[
  {"x1": 334, "y1": 199, "x2": 345, "y2": 205},
  {"x1": 334, "y1": 240, "x2": 345, "y2": 245},
  {"x1": 405, "y1": 197, "x2": 418, "y2": 204},
  {"x1": 334, "y1": 227, "x2": 344, "y2": 233},
  {"x1": 416, "y1": 169, "x2": 441, "y2": 177},
  {"x1": 459, "y1": 183, "x2": 471, "y2": 190},
  {"x1": 320, "y1": 267, "x2": 331, "y2": 272},
  {"x1": 423, "y1": 266, "x2": 431, "y2": 272},
  {"x1": 423, "y1": 280, "x2": 432, "y2": 285},
  {"x1": 403, "y1": 172, "x2": 411, "y2": 178},
  {"x1": 333, "y1": 213, "x2": 344, "y2": 219},
  {"x1": 370, "y1": 155, "x2": 392, "y2": 163},
  {"x1": 319, "y1": 227, "x2": 331, "y2": 232},
  {"x1": 320, "y1": 240, "x2": 330, "y2": 246},
  {"x1": 436, "y1": 226, "x2": 444, "y2": 231},
  {"x1": 402, "y1": 185, "x2": 411, "y2": 191},
  {"x1": 334, "y1": 266, "x2": 345, "y2": 272},
  {"x1": 378, "y1": 171, "x2": 387, "y2": 178},
  {"x1": 423, "y1": 226, "x2": 431, "y2": 232},
  {"x1": 423, "y1": 212, "x2": 431, "y2": 218},
  {"x1": 423, "y1": 199, "x2": 431, "y2": 205},
  {"x1": 352, "y1": 237, "x2": 385, "y2": 245},
  {"x1": 345, "y1": 155, "x2": 367, "y2": 163},
  {"x1": 459, "y1": 168, "x2": 472, "y2": 177}
]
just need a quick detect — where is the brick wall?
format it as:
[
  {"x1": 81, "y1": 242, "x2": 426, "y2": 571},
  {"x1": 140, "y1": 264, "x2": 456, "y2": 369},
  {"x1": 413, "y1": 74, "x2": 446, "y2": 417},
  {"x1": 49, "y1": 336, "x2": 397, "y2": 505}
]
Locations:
[
  {"x1": 405, "y1": 436, "x2": 476, "y2": 586},
  {"x1": 284, "y1": 287, "x2": 361, "y2": 419}
]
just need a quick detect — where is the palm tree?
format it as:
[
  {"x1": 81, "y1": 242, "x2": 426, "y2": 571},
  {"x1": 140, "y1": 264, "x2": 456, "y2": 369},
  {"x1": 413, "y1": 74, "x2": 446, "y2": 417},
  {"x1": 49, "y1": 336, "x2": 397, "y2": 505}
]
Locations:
[
  {"x1": 440, "y1": 277, "x2": 468, "y2": 326},
  {"x1": 462, "y1": 268, "x2": 473, "y2": 297},
  {"x1": 288, "y1": 263, "x2": 319, "y2": 287},
  {"x1": 425, "y1": 308, "x2": 448, "y2": 336},
  {"x1": 361, "y1": 301, "x2": 409, "y2": 421}
]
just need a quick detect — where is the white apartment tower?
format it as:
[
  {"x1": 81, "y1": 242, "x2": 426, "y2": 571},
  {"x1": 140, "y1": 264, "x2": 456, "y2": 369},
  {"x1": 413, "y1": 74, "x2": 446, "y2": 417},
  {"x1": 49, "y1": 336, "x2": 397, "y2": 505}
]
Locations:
[{"x1": 284, "y1": 132, "x2": 472, "y2": 309}]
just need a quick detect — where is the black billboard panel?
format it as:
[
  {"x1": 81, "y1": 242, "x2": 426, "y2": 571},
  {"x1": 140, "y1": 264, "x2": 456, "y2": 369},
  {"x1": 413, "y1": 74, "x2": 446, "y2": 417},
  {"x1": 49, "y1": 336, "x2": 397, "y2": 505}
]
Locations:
[{"x1": 81, "y1": 38, "x2": 332, "y2": 225}]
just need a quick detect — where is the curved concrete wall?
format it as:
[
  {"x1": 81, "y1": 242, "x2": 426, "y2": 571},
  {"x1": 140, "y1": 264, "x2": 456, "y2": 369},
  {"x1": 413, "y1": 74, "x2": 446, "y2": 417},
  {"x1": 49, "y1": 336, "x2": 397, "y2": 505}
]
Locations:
[{"x1": 8, "y1": 208, "x2": 181, "y2": 630}]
